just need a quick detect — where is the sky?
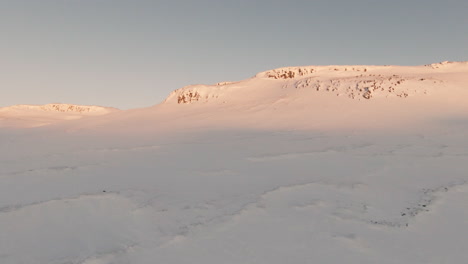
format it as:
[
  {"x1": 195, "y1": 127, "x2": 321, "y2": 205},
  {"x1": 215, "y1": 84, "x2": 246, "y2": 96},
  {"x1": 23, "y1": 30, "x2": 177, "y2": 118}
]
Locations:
[{"x1": 1, "y1": 0, "x2": 467, "y2": 109}]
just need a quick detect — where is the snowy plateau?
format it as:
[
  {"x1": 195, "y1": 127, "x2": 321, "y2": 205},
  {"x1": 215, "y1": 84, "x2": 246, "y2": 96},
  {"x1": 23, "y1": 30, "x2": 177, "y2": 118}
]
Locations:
[{"x1": 1, "y1": 61, "x2": 468, "y2": 264}]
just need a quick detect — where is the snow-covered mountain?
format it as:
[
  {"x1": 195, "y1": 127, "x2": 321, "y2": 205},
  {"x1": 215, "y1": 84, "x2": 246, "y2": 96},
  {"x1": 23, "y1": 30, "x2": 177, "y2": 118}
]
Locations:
[
  {"x1": 3, "y1": 61, "x2": 467, "y2": 131},
  {"x1": 60, "y1": 61, "x2": 468, "y2": 133},
  {"x1": 0, "y1": 103, "x2": 118, "y2": 128},
  {"x1": 0, "y1": 104, "x2": 117, "y2": 114},
  {"x1": 1, "y1": 62, "x2": 468, "y2": 264},
  {"x1": 166, "y1": 61, "x2": 467, "y2": 105}
]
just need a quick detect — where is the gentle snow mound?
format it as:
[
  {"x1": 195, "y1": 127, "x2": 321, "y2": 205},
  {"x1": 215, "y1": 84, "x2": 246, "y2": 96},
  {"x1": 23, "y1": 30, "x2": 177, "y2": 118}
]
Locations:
[
  {"x1": 0, "y1": 104, "x2": 119, "y2": 128},
  {"x1": 0, "y1": 104, "x2": 118, "y2": 114}
]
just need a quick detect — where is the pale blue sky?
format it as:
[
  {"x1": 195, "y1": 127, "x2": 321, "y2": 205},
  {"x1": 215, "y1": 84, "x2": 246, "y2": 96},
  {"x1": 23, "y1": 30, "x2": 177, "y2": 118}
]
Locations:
[{"x1": 1, "y1": 0, "x2": 467, "y2": 109}]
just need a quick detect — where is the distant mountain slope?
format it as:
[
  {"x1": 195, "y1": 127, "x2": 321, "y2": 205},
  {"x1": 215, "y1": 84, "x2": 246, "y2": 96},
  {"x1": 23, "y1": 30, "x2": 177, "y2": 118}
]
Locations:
[
  {"x1": 0, "y1": 104, "x2": 119, "y2": 128},
  {"x1": 0, "y1": 104, "x2": 118, "y2": 114},
  {"x1": 164, "y1": 61, "x2": 468, "y2": 105},
  {"x1": 143, "y1": 61, "x2": 467, "y2": 132},
  {"x1": 2, "y1": 61, "x2": 467, "y2": 131}
]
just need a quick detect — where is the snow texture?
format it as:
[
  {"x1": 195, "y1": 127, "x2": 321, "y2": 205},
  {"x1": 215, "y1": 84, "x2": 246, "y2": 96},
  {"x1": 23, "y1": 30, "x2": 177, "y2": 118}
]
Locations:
[{"x1": 1, "y1": 62, "x2": 468, "y2": 264}]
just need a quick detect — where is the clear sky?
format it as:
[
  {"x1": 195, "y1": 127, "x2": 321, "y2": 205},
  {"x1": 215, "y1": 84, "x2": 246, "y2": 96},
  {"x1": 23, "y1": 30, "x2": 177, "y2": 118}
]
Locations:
[{"x1": 1, "y1": 0, "x2": 467, "y2": 109}]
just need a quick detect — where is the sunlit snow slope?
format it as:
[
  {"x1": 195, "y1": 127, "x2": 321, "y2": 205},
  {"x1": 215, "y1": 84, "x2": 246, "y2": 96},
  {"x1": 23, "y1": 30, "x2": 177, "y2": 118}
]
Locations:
[
  {"x1": 164, "y1": 61, "x2": 468, "y2": 129},
  {"x1": 55, "y1": 61, "x2": 468, "y2": 133},
  {"x1": 1, "y1": 62, "x2": 467, "y2": 264}
]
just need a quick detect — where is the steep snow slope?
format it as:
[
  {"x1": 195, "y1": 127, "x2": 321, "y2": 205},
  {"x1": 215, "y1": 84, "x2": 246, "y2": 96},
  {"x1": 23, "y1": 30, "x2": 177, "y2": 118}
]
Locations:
[
  {"x1": 1, "y1": 62, "x2": 468, "y2": 264},
  {"x1": 0, "y1": 104, "x2": 119, "y2": 128}
]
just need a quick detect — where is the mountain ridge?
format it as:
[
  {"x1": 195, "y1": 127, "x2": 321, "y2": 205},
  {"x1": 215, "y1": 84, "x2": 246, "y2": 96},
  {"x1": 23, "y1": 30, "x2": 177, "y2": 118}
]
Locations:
[
  {"x1": 0, "y1": 103, "x2": 119, "y2": 114},
  {"x1": 0, "y1": 103, "x2": 119, "y2": 128},
  {"x1": 2, "y1": 61, "x2": 467, "y2": 130},
  {"x1": 164, "y1": 61, "x2": 468, "y2": 105}
]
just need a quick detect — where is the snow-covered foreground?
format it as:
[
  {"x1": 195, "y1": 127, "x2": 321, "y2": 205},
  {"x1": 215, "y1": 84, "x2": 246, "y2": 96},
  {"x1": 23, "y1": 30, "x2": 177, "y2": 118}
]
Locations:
[
  {"x1": 1, "y1": 129, "x2": 467, "y2": 264},
  {"x1": 1, "y1": 62, "x2": 468, "y2": 263}
]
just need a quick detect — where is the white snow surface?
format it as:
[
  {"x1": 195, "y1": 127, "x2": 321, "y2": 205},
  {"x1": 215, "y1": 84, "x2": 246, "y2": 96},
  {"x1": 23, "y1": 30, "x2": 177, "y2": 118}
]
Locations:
[{"x1": 1, "y1": 62, "x2": 468, "y2": 264}]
